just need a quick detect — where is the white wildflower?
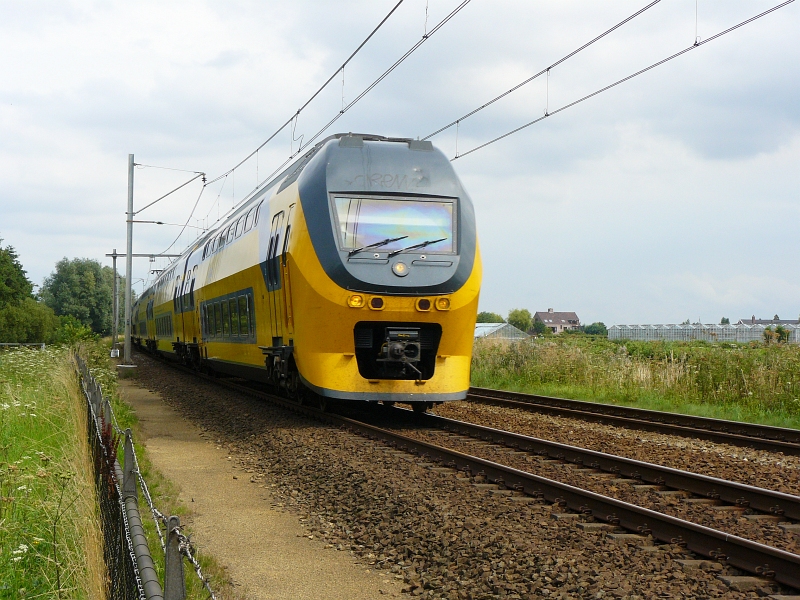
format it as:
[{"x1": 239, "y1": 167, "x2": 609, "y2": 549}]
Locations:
[
  {"x1": 12, "y1": 556, "x2": 23, "y2": 562},
  {"x1": 16, "y1": 485, "x2": 28, "y2": 491}
]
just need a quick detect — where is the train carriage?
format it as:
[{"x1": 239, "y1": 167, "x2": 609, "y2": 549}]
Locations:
[{"x1": 132, "y1": 133, "x2": 481, "y2": 409}]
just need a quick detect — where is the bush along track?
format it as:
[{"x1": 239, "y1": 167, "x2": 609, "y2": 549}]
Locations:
[{"x1": 132, "y1": 353, "x2": 793, "y2": 599}]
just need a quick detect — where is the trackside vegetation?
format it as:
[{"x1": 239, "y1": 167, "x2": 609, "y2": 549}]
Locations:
[
  {"x1": 472, "y1": 336, "x2": 800, "y2": 429},
  {"x1": 0, "y1": 346, "x2": 105, "y2": 598}
]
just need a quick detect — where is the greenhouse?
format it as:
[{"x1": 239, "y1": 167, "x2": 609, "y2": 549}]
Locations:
[
  {"x1": 608, "y1": 323, "x2": 800, "y2": 344},
  {"x1": 474, "y1": 322, "x2": 529, "y2": 340}
]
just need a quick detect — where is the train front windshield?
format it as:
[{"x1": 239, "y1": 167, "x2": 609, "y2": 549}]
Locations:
[{"x1": 332, "y1": 196, "x2": 456, "y2": 254}]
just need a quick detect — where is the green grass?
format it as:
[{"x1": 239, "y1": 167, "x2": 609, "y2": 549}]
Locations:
[
  {"x1": 81, "y1": 341, "x2": 238, "y2": 599},
  {"x1": 0, "y1": 346, "x2": 105, "y2": 599},
  {"x1": 471, "y1": 336, "x2": 800, "y2": 430}
]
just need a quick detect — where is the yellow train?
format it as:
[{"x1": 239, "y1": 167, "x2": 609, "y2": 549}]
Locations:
[{"x1": 132, "y1": 134, "x2": 482, "y2": 411}]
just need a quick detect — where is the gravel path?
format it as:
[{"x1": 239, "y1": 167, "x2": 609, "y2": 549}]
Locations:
[{"x1": 132, "y1": 354, "x2": 791, "y2": 599}]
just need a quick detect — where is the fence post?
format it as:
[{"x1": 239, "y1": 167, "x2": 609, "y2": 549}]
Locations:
[
  {"x1": 164, "y1": 516, "x2": 186, "y2": 600},
  {"x1": 123, "y1": 429, "x2": 137, "y2": 500}
]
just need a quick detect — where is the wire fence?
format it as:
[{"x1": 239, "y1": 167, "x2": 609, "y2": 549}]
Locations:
[{"x1": 76, "y1": 354, "x2": 217, "y2": 600}]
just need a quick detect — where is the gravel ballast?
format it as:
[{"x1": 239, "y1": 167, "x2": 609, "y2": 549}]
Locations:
[{"x1": 132, "y1": 354, "x2": 793, "y2": 599}]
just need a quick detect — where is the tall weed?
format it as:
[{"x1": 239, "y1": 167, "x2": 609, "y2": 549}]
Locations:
[
  {"x1": 0, "y1": 346, "x2": 105, "y2": 598},
  {"x1": 472, "y1": 337, "x2": 800, "y2": 427}
]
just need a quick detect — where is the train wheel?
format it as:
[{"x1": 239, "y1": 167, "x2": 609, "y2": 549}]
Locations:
[
  {"x1": 317, "y1": 396, "x2": 328, "y2": 412},
  {"x1": 285, "y1": 371, "x2": 302, "y2": 403},
  {"x1": 411, "y1": 402, "x2": 428, "y2": 415},
  {"x1": 382, "y1": 401, "x2": 395, "y2": 408}
]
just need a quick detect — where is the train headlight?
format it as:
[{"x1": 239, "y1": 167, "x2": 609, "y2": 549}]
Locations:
[
  {"x1": 435, "y1": 297, "x2": 451, "y2": 311},
  {"x1": 347, "y1": 294, "x2": 364, "y2": 308},
  {"x1": 416, "y1": 298, "x2": 431, "y2": 312},
  {"x1": 392, "y1": 261, "x2": 409, "y2": 277}
]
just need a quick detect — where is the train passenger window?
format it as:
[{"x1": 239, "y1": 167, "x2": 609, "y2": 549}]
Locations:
[
  {"x1": 221, "y1": 302, "x2": 230, "y2": 337},
  {"x1": 227, "y1": 226, "x2": 236, "y2": 244},
  {"x1": 218, "y1": 231, "x2": 227, "y2": 250},
  {"x1": 238, "y1": 296, "x2": 248, "y2": 338},
  {"x1": 244, "y1": 207, "x2": 255, "y2": 232},
  {"x1": 254, "y1": 201, "x2": 263, "y2": 226},
  {"x1": 247, "y1": 292, "x2": 255, "y2": 337},
  {"x1": 229, "y1": 299, "x2": 239, "y2": 336},
  {"x1": 214, "y1": 303, "x2": 222, "y2": 336},
  {"x1": 188, "y1": 278, "x2": 195, "y2": 309},
  {"x1": 235, "y1": 217, "x2": 244, "y2": 238}
]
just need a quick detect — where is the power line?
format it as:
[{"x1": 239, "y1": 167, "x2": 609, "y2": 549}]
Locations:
[
  {"x1": 205, "y1": 0, "x2": 406, "y2": 187},
  {"x1": 423, "y1": 0, "x2": 662, "y2": 141},
  {"x1": 158, "y1": 185, "x2": 207, "y2": 255},
  {"x1": 295, "y1": 0, "x2": 474, "y2": 154},
  {"x1": 204, "y1": 0, "x2": 474, "y2": 232},
  {"x1": 452, "y1": 0, "x2": 795, "y2": 161}
]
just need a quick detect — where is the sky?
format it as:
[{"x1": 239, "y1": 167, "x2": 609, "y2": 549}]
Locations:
[{"x1": 1, "y1": 0, "x2": 798, "y2": 326}]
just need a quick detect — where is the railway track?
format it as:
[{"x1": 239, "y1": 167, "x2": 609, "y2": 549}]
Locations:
[
  {"x1": 160, "y1": 362, "x2": 800, "y2": 592},
  {"x1": 469, "y1": 387, "x2": 800, "y2": 455}
]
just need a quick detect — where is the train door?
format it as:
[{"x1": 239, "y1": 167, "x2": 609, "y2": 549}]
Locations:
[
  {"x1": 172, "y1": 273, "x2": 184, "y2": 344},
  {"x1": 280, "y1": 204, "x2": 295, "y2": 336},
  {"x1": 266, "y1": 211, "x2": 285, "y2": 346}
]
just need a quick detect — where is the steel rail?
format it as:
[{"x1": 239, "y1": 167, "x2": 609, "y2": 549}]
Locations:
[
  {"x1": 468, "y1": 387, "x2": 800, "y2": 455},
  {"x1": 417, "y1": 411, "x2": 800, "y2": 520},
  {"x1": 334, "y1": 414, "x2": 800, "y2": 590},
  {"x1": 143, "y1": 356, "x2": 800, "y2": 589}
]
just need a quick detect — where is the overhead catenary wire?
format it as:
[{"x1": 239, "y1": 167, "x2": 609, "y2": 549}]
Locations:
[
  {"x1": 423, "y1": 0, "x2": 662, "y2": 141},
  {"x1": 205, "y1": 0, "x2": 406, "y2": 187},
  {"x1": 201, "y1": 0, "x2": 474, "y2": 234},
  {"x1": 295, "y1": 0, "x2": 473, "y2": 155},
  {"x1": 452, "y1": 0, "x2": 795, "y2": 161}
]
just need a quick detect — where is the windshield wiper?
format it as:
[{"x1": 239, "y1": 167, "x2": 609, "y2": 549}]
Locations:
[
  {"x1": 348, "y1": 235, "x2": 408, "y2": 257},
  {"x1": 387, "y1": 237, "x2": 447, "y2": 258}
]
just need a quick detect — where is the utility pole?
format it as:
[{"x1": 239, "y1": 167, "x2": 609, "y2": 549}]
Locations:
[
  {"x1": 111, "y1": 249, "x2": 119, "y2": 357},
  {"x1": 124, "y1": 154, "x2": 134, "y2": 365}
]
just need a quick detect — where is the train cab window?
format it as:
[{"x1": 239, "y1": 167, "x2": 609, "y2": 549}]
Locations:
[
  {"x1": 228, "y1": 299, "x2": 239, "y2": 336},
  {"x1": 332, "y1": 196, "x2": 456, "y2": 254},
  {"x1": 214, "y1": 303, "x2": 222, "y2": 336},
  {"x1": 221, "y1": 301, "x2": 230, "y2": 336},
  {"x1": 235, "y1": 217, "x2": 244, "y2": 238},
  {"x1": 244, "y1": 207, "x2": 255, "y2": 232},
  {"x1": 247, "y1": 292, "x2": 255, "y2": 337},
  {"x1": 238, "y1": 296, "x2": 249, "y2": 338}
]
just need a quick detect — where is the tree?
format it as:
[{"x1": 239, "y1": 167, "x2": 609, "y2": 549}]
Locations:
[
  {"x1": 0, "y1": 298, "x2": 59, "y2": 343},
  {"x1": 41, "y1": 258, "x2": 115, "y2": 335},
  {"x1": 507, "y1": 308, "x2": 532, "y2": 333},
  {"x1": 774, "y1": 314, "x2": 780, "y2": 321},
  {"x1": 720, "y1": 317, "x2": 730, "y2": 325},
  {"x1": 584, "y1": 322, "x2": 608, "y2": 336},
  {"x1": 0, "y1": 238, "x2": 59, "y2": 342},
  {"x1": 531, "y1": 321, "x2": 548, "y2": 335},
  {"x1": 0, "y1": 237, "x2": 33, "y2": 308},
  {"x1": 775, "y1": 325, "x2": 790, "y2": 343},
  {"x1": 476, "y1": 311, "x2": 505, "y2": 323}
]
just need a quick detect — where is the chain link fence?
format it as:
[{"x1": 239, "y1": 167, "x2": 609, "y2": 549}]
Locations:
[{"x1": 76, "y1": 355, "x2": 217, "y2": 600}]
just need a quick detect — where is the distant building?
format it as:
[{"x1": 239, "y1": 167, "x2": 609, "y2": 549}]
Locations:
[
  {"x1": 533, "y1": 309, "x2": 580, "y2": 334},
  {"x1": 738, "y1": 316, "x2": 800, "y2": 326},
  {"x1": 608, "y1": 323, "x2": 800, "y2": 344},
  {"x1": 474, "y1": 322, "x2": 529, "y2": 340}
]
